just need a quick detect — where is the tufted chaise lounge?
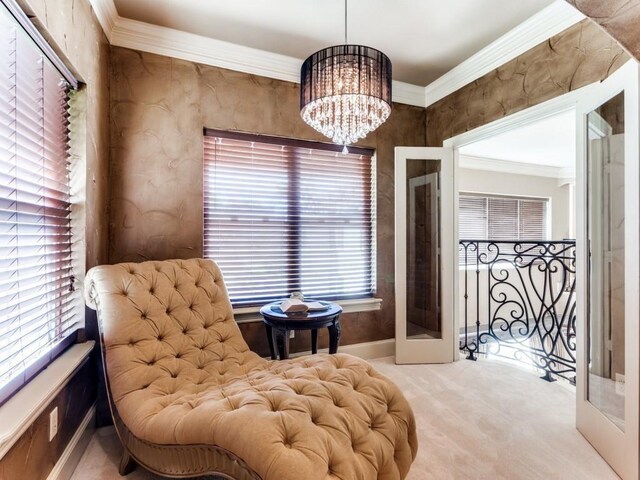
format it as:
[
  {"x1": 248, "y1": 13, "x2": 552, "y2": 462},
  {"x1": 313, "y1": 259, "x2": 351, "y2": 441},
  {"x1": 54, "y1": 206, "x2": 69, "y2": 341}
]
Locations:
[{"x1": 85, "y1": 259, "x2": 417, "y2": 480}]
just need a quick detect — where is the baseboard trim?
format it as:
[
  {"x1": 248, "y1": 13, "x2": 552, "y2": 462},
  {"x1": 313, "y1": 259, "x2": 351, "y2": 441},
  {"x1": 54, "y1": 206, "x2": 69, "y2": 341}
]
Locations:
[
  {"x1": 288, "y1": 338, "x2": 395, "y2": 360},
  {"x1": 46, "y1": 403, "x2": 96, "y2": 480}
]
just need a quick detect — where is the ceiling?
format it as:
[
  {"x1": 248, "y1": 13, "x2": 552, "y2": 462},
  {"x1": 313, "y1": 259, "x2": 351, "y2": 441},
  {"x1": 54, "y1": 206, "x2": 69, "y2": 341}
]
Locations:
[
  {"x1": 460, "y1": 110, "x2": 576, "y2": 170},
  {"x1": 112, "y1": 0, "x2": 555, "y2": 86}
]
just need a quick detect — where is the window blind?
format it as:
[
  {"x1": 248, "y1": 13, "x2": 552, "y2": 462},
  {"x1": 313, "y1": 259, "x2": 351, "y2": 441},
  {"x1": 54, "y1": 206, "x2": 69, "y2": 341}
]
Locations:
[
  {"x1": 203, "y1": 130, "x2": 376, "y2": 307},
  {"x1": 459, "y1": 193, "x2": 549, "y2": 264},
  {"x1": 459, "y1": 193, "x2": 549, "y2": 240},
  {"x1": 0, "y1": 1, "x2": 77, "y2": 404}
]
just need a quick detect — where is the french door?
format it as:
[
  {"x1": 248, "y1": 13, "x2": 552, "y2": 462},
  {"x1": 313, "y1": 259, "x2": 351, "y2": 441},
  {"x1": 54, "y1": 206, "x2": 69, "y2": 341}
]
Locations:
[
  {"x1": 395, "y1": 147, "x2": 456, "y2": 363},
  {"x1": 576, "y1": 60, "x2": 640, "y2": 479}
]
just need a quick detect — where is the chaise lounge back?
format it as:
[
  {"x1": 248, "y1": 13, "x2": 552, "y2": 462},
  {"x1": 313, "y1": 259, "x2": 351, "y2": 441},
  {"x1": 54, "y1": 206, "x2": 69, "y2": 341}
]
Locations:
[{"x1": 85, "y1": 258, "x2": 417, "y2": 479}]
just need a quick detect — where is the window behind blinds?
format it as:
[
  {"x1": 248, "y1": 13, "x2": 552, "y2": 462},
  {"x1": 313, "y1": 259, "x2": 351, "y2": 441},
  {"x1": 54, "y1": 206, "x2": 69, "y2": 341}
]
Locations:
[
  {"x1": 459, "y1": 193, "x2": 549, "y2": 240},
  {"x1": 0, "y1": 1, "x2": 78, "y2": 404},
  {"x1": 459, "y1": 193, "x2": 549, "y2": 264},
  {"x1": 203, "y1": 130, "x2": 376, "y2": 307}
]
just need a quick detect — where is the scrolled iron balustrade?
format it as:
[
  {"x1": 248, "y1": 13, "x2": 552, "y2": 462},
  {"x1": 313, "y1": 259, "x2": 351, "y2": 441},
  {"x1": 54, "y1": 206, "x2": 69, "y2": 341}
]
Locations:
[{"x1": 459, "y1": 239, "x2": 576, "y2": 383}]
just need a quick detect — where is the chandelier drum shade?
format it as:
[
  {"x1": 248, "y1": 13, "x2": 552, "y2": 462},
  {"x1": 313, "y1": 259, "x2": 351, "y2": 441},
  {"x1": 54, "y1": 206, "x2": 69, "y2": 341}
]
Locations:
[{"x1": 300, "y1": 44, "x2": 392, "y2": 146}]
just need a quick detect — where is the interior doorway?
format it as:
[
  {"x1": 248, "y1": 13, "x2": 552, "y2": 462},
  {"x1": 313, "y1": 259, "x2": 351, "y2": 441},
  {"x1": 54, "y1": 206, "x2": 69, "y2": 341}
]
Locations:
[
  {"x1": 455, "y1": 108, "x2": 577, "y2": 381},
  {"x1": 441, "y1": 61, "x2": 640, "y2": 479}
]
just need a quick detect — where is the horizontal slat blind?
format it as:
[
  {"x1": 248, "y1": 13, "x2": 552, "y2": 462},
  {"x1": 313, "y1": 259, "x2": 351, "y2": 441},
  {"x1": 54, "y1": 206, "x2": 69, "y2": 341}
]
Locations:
[
  {"x1": 0, "y1": 2, "x2": 77, "y2": 404},
  {"x1": 459, "y1": 193, "x2": 549, "y2": 264},
  {"x1": 519, "y1": 198, "x2": 548, "y2": 239},
  {"x1": 459, "y1": 195, "x2": 487, "y2": 241},
  {"x1": 203, "y1": 132, "x2": 375, "y2": 307}
]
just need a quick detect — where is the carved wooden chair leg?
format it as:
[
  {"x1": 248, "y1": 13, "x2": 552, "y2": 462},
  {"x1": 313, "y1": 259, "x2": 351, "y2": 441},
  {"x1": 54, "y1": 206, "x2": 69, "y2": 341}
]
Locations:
[{"x1": 119, "y1": 449, "x2": 136, "y2": 476}]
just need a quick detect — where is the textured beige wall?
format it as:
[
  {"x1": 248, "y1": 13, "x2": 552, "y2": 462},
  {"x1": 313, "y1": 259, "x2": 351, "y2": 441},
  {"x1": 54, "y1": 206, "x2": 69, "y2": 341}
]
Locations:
[
  {"x1": 0, "y1": 362, "x2": 94, "y2": 480},
  {"x1": 19, "y1": 0, "x2": 111, "y2": 269},
  {"x1": 109, "y1": 47, "x2": 426, "y2": 352},
  {"x1": 426, "y1": 19, "x2": 629, "y2": 146},
  {"x1": 565, "y1": 0, "x2": 640, "y2": 61}
]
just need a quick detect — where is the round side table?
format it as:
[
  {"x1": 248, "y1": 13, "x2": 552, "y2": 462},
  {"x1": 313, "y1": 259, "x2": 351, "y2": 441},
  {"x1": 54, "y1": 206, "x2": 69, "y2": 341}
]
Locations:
[{"x1": 259, "y1": 301, "x2": 342, "y2": 360}]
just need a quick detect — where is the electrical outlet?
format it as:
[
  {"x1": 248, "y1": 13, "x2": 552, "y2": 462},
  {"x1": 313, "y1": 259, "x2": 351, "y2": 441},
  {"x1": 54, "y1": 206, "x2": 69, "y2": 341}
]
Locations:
[
  {"x1": 49, "y1": 407, "x2": 58, "y2": 441},
  {"x1": 289, "y1": 330, "x2": 295, "y2": 339}
]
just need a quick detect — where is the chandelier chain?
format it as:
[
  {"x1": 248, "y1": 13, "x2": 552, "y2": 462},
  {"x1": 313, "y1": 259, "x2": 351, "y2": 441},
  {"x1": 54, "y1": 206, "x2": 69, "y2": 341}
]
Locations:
[{"x1": 344, "y1": 0, "x2": 348, "y2": 44}]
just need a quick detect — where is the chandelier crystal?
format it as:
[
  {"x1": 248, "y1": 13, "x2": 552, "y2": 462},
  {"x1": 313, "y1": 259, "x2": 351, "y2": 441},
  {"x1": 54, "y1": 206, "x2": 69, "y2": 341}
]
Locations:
[{"x1": 300, "y1": 45, "x2": 392, "y2": 146}]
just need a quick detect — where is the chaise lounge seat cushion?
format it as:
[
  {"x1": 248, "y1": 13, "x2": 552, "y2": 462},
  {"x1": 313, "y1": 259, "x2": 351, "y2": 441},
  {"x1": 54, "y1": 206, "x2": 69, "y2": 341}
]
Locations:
[{"x1": 85, "y1": 259, "x2": 417, "y2": 480}]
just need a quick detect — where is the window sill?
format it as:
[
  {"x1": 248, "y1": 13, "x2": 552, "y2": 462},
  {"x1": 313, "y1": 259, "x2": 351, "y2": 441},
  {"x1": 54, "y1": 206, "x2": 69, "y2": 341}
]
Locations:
[
  {"x1": 234, "y1": 297, "x2": 383, "y2": 324},
  {"x1": 0, "y1": 341, "x2": 95, "y2": 460}
]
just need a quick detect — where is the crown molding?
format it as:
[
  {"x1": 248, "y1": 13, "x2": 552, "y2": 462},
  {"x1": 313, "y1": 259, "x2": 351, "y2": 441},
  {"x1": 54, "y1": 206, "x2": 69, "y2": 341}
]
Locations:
[
  {"x1": 110, "y1": 18, "x2": 426, "y2": 107},
  {"x1": 112, "y1": 17, "x2": 303, "y2": 83},
  {"x1": 424, "y1": 0, "x2": 585, "y2": 107},
  {"x1": 87, "y1": 0, "x2": 118, "y2": 42},
  {"x1": 87, "y1": 0, "x2": 584, "y2": 110},
  {"x1": 459, "y1": 154, "x2": 574, "y2": 179},
  {"x1": 391, "y1": 81, "x2": 427, "y2": 108}
]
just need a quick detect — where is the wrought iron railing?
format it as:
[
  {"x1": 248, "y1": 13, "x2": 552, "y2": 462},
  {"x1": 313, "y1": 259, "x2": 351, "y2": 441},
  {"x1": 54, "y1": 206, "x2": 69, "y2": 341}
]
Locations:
[{"x1": 459, "y1": 240, "x2": 576, "y2": 383}]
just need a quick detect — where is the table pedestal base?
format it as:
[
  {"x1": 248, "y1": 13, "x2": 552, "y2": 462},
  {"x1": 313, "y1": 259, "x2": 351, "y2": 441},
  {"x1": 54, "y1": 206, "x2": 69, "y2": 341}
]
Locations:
[{"x1": 265, "y1": 319, "x2": 341, "y2": 360}]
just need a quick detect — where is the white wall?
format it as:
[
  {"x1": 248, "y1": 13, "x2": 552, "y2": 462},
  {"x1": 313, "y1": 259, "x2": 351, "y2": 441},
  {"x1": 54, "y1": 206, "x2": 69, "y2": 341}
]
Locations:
[{"x1": 458, "y1": 167, "x2": 573, "y2": 240}]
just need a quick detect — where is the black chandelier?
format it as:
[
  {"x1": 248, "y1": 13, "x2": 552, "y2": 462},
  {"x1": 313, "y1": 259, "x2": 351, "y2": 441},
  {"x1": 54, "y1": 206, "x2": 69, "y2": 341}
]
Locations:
[{"x1": 300, "y1": 1, "x2": 392, "y2": 147}]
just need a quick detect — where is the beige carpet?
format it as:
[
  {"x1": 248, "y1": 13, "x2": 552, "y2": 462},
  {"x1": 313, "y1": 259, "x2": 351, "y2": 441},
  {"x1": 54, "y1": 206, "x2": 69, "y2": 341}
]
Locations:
[{"x1": 70, "y1": 357, "x2": 619, "y2": 480}]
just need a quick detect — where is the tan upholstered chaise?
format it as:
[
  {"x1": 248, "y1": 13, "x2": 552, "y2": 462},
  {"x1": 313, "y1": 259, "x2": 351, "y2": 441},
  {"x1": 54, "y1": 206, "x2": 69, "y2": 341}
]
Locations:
[{"x1": 85, "y1": 259, "x2": 417, "y2": 479}]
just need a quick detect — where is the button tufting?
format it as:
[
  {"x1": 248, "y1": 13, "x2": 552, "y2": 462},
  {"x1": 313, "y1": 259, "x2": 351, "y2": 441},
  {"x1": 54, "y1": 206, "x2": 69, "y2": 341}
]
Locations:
[{"x1": 89, "y1": 259, "x2": 416, "y2": 478}]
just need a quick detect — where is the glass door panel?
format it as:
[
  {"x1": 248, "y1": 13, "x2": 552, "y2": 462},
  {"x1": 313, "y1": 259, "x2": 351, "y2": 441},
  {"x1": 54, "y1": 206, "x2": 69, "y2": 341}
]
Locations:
[
  {"x1": 395, "y1": 147, "x2": 454, "y2": 364},
  {"x1": 576, "y1": 60, "x2": 639, "y2": 480},
  {"x1": 587, "y1": 92, "x2": 626, "y2": 431},
  {"x1": 406, "y1": 163, "x2": 441, "y2": 340}
]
